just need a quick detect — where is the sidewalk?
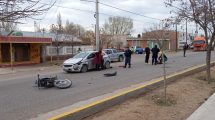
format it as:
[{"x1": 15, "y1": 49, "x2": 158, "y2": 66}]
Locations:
[
  {"x1": 0, "y1": 68, "x2": 16, "y2": 75},
  {"x1": 187, "y1": 92, "x2": 215, "y2": 120},
  {"x1": 0, "y1": 62, "x2": 62, "y2": 75}
]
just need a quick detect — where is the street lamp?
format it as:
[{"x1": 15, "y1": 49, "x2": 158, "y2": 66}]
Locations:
[{"x1": 174, "y1": 18, "x2": 180, "y2": 52}]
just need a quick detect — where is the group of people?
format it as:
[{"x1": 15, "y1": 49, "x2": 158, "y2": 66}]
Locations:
[
  {"x1": 123, "y1": 45, "x2": 168, "y2": 68},
  {"x1": 145, "y1": 45, "x2": 167, "y2": 65},
  {"x1": 93, "y1": 45, "x2": 169, "y2": 70},
  {"x1": 94, "y1": 43, "x2": 188, "y2": 70}
]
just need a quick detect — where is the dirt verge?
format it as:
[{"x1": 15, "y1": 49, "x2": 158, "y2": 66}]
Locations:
[{"x1": 83, "y1": 67, "x2": 215, "y2": 120}]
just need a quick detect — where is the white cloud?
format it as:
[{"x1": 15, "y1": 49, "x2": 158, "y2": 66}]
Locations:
[{"x1": 18, "y1": 0, "x2": 193, "y2": 35}]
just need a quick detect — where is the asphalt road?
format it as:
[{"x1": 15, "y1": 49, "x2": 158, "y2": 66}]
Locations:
[{"x1": 0, "y1": 51, "x2": 215, "y2": 120}]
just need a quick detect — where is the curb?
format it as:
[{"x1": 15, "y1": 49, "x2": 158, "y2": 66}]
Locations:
[{"x1": 34, "y1": 61, "x2": 215, "y2": 120}]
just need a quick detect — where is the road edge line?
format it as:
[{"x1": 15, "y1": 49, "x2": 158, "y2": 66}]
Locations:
[{"x1": 48, "y1": 61, "x2": 215, "y2": 120}]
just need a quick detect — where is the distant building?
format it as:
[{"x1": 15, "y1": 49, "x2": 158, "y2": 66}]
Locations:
[
  {"x1": 127, "y1": 30, "x2": 194, "y2": 51},
  {"x1": 178, "y1": 32, "x2": 194, "y2": 49}
]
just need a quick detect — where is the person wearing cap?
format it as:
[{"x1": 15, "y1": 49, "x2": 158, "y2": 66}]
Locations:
[
  {"x1": 124, "y1": 46, "x2": 132, "y2": 68},
  {"x1": 151, "y1": 45, "x2": 160, "y2": 65}
]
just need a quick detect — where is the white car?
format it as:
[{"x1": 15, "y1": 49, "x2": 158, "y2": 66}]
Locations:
[{"x1": 63, "y1": 51, "x2": 111, "y2": 73}]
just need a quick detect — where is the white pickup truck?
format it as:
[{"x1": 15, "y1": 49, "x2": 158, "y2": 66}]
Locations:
[{"x1": 103, "y1": 49, "x2": 124, "y2": 62}]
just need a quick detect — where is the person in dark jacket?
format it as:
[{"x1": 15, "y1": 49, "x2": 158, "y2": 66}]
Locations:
[
  {"x1": 124, "y1": 47, "x2": 132, "y2": 68},
  {"x1": 151, "y1": 45, "x2": 160, "y2": 65},
  {"x1": 183, "y1": 43, "x2": 188, "y2": 57},
  {"x1": 144, "y1": 46, "x2": 150, "y2": 64}
]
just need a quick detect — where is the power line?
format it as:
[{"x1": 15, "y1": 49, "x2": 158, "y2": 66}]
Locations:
[
  {"x1": 40, "y1": 2, "x2": 95, "y2": 14},
  {"x1": 38, "y1": 2, "x2": 158, "y2": 25},
  {"x1": 40, "y1": 1, "x2": 162, "y2": 21},
  {"x1": 80, "y1": 1, "x2": 162, "y2": 21},
  {"x1": 99, "y1": 2, "x2": 161, "y2": 21}
]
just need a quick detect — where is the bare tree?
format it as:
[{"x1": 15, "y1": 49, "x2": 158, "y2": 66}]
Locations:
[
  {"x1": 165, "y1": 0, "x2": 215, "y2": 83},
  {"x1": 103, "y1": 16, "x2": 133, "y2": 35},
  {"x1": 100, "y1": 34, "x2": 112, "y2": 48},
  {"x1": 81, "y1": 30, "x2": 95, "y2": 45},
  {"x1": 0, "y1": 21, "x2": 17, "y2": 32},
  {"x1": 64, "y1": 20, "x2": 85, "y2": 37},
  {"x1": 102, "y1": 16, "x2": 133, "y2": 48},
  {"x1": 143, "y1": 21, "x2": 170, "y2": 104},
  {"x1": 50, "y1": 12, "x2": 64, "y2": 61},
  {"x1": 0, "y1": 0, "x2": 55, "y2": 23}
]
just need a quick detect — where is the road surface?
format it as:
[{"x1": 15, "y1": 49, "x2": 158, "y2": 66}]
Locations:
[{"x1": 0, "y1": 51, "x2": 214, "y2": 120}]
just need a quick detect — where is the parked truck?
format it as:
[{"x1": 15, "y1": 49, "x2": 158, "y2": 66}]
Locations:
[
  {"x1": 103, "y1": 49, "x2": 124, "y2": 62},
  {"x1": 193, "y1": 36, "x2": 206, "y2": 51}
]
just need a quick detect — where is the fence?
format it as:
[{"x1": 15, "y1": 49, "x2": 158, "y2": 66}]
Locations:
[{"x1": 46, "y1": 45, "x2": 94, "y2": 56}]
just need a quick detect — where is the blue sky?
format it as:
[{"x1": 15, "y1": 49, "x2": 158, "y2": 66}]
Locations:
[{"x1": 18, "y1": 0, "x2": 200, "y2": 36}]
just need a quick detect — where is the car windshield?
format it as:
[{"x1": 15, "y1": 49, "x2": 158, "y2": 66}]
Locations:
[
  {"x1": 73, "y1": 52, "x2": 89, "y2": 58},
  {"x1": 193, "y1": 40, "x2": 205, "y2": 44}
]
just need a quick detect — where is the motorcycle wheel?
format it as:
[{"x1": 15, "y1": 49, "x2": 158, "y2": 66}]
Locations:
[{"x1": 54, "y1": 79, "x2": 72, "y2": 89}]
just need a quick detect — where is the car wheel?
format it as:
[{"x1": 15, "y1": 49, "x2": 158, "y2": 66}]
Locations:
[
  {"x1": 118, "y1": 56, "x2": 124, "y2": 62},
  {"x1": 105, "y1": 61, "x2": 110, "y2": 69},
  {"x1": 81, "y1": 65, "x2": 88, "y2": 73}
]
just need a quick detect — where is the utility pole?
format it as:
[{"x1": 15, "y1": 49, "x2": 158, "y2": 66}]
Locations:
[
  {"x1": 95, "y1": 0, "x2": 100, "y2": 51},
  {"x1": 80, "y1": 0, "x2": 99, "y2": 50},
  {"x1": 186, "y1": 19, "x2": 188, "y2": 44},
  {"x1": 175, "y1": 24, "x2": 178, "y2": 52}
]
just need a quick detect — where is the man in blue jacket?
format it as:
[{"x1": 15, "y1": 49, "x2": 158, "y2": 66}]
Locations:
[
  {"x1": 124, "y1": 47, "x2": 132, "y2": 68},
  {"x1": 151, "y1": 45, "x2": 160, "y2": 65}
]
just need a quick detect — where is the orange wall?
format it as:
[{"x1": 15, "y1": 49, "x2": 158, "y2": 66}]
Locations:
[{"x1": 30, "y1": 44, "x2": 40, "y2": 63}]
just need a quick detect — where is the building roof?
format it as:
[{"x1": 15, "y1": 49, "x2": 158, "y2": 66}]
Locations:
[
  {"x1": 0, "y1": 31, "x2": 82, "y2": 42},
  {"x1": 0, "y1": 36, "x2": 52, "y2": 43}
]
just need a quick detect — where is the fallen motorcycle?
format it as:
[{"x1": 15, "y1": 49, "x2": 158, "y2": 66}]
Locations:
[{"x1": 35, "y1": 74, "x2": 72, "y2": 89}]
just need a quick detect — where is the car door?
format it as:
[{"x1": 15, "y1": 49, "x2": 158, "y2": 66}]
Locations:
[{"x1": 87, "y1": 53, "x2": 96, "y2": 69}]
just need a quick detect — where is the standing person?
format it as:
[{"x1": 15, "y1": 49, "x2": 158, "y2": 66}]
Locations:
[
  {"x1": 144, "y1": 46, "x2": 150, "y2": 64},
  {"x1": 94, "y1": 50, "x2": 103, "y2": 70},
  {"x1": 77, "y1": 47, "x2": 82, "y2": 53},
  {"x1": 151, "y1": 45, "x2": 160, "y2": 65},
  {"x1": 183, "y1": 43, "x2": 188, "y2": 57},
  {"x1": 124, "y1": 46, "x2": 132, "y2": 68}
]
